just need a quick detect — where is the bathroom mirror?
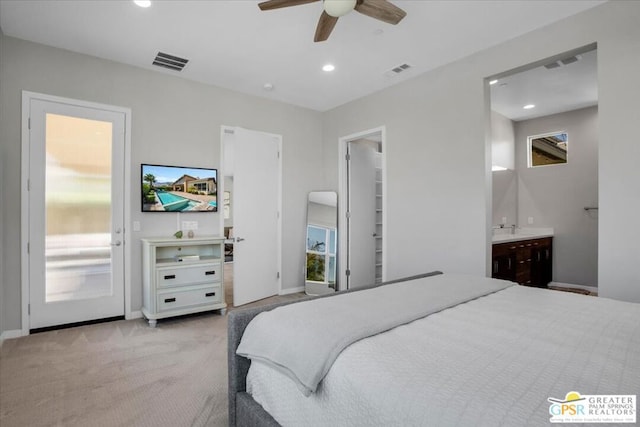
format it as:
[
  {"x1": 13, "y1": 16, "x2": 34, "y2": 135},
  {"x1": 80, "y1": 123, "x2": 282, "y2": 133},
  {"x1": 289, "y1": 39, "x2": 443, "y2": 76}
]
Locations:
[{"x1": 305, "y1": 191, "x2": 338, "y2": 295}]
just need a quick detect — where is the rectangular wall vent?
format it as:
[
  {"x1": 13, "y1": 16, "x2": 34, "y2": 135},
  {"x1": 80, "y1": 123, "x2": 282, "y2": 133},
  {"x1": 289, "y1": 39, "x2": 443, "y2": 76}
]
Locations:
[
  {"x1": 560, "y1": 56, "x2": 579, "y2": 65},
  {"x1": 152, "y1": 52, "x2": 189, "y2": 72},
  {"x1": 384, "y1": 63, "x2": 413, "y2": 78},
  {"x1": 544, "y1": 55, "x2": 581, "y2": 70}
]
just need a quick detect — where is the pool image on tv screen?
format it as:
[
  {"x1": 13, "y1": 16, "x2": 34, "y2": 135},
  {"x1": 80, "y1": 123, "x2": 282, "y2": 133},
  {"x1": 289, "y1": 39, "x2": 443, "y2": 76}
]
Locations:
[{"x1": 141, "y1": 164, "x2": 218, "y2": 212}]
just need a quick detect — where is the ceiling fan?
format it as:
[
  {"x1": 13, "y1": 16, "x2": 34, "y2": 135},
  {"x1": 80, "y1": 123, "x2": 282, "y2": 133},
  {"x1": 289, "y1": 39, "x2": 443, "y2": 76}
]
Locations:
[{"x1": 258, "y1": 0, "x2": 407, "y2": 42}]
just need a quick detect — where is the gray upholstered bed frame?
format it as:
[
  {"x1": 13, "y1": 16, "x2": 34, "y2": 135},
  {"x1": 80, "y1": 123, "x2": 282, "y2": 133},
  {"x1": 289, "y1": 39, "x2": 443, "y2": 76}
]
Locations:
[{"x1": 227, "y1": 271, "x2": 442, "y2": 427}]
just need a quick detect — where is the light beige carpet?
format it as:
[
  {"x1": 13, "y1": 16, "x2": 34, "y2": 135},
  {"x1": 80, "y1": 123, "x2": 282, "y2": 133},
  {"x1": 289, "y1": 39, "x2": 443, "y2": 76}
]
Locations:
[{"x1": 0, "y1": 264, "x2": 306, "y2": 427}]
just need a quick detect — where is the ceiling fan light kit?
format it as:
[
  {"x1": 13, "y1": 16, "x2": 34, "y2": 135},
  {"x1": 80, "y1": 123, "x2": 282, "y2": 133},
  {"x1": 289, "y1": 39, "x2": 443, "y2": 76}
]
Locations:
[
  {"x1": 258, "y1": 0, "x2": 406, "y2": 42},
  {"x1": 323, "y1": 0, "x2": 356, "y2": 17}
]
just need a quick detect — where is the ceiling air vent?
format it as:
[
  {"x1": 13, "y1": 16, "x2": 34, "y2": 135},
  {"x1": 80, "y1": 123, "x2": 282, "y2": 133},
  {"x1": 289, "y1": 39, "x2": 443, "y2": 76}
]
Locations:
[
  {"x1": 384, "y1": 63, "x2": 413, "y2": 78},
  {"x1": 544, "y1": 54, "x2": 581, "y2": 70},
  {"x1": 152, "y1": 52, "x2": 189, "y2": 72},
  {"x1": 560, "y1": 55, "x2": 580, "y2": 65}
]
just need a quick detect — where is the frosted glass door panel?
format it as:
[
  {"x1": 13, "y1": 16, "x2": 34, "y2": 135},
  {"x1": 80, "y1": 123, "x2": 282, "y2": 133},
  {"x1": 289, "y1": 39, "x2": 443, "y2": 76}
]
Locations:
[{"x1": 45, "y1": 113, "x2": 113, "y2": 302}]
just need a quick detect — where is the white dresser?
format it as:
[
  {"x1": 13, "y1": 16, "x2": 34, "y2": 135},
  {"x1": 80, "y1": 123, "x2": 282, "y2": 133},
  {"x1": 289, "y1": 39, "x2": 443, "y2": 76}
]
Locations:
[{"x1": 141, "y1": 236, "x2": 227, "y2": 327}]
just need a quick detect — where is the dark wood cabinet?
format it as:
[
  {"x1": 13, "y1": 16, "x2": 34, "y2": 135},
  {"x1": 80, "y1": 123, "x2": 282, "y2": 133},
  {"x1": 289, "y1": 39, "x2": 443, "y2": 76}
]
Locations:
[{"x1": 492, "y1": 237, "x2": 552, "y2": 287}]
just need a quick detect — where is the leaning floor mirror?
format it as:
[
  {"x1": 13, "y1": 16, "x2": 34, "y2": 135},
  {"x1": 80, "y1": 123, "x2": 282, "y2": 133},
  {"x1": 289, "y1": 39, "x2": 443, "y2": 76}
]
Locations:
[{"x1": 305, "y1": 191, "x2": 338, "y2": 295}]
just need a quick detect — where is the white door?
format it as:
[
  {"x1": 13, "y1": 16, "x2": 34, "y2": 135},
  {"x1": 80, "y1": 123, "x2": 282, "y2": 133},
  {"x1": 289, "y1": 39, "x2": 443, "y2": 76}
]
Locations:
[
  {"x1": 229, "y1": 127, "x2": 281, "y2": 306},
  {"x1": 347, "y1": 141, "x2": 377, "y2": 289},
  {"x1": 28, "y1": 97, "x2": 125, "y2": 329}
]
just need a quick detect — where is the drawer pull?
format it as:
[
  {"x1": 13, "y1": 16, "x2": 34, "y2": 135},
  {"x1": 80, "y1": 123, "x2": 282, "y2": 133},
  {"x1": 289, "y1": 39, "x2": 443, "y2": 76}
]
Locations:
[
  {"x1": 205, "y1": 271, "x2": 216, "y2": 276},
  {"x1": 205, "y1": 292, "x2": 216, "y2": 297},
  {"x1": 164, "y1": 274, "x2": 176, "y2": 280},
  {"x1": 164, "y1": 297, "x2": 176, "y2": 303}
]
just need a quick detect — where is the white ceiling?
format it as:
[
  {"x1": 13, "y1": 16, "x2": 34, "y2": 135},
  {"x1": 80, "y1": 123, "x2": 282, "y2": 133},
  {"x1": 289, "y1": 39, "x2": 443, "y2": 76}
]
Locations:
[
  {"x1": 0, "y1": 0, "x2": 605, "y2": 112},
  {"x1": 491, "y1": 48, "x2": 598, "y2": 121}
]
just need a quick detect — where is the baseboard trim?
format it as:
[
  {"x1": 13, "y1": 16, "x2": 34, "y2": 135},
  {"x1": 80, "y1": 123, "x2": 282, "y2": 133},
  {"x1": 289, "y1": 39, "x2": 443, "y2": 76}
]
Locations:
[
  {"x1": 0, "y1": 329, "x2": 27, "y2": 343},
  {"x1": 280, "y1": 286, "x2": 304, "y2": 295},
  {"x1": 549, "y1": 282, "x2": 598, "y2": 292},
  {"x1": 127, "y1": 310, "x2": 143, "y2": 320}
]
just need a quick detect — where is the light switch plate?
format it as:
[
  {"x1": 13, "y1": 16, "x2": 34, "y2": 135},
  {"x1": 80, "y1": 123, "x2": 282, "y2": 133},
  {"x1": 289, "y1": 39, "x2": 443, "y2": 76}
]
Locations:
[{"x1": 132, "y1": 221, "x2": 141, "y2": 232}]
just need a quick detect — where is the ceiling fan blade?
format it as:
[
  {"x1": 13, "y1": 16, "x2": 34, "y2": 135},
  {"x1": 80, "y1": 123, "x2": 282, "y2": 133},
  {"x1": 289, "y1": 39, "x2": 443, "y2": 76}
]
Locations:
[
  {"x1": 355, "y1": 0, "x2": 406, "y2": 25},
  {"x1": 314, "y1": 11, "x2": 339, "y2": 42},
  {"x1": 258, "y1": 0, "x2": 320, "y2": 11}
]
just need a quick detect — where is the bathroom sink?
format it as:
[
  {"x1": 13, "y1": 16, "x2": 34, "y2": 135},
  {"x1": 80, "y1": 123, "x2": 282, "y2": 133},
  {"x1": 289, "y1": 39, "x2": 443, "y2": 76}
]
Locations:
[{"x1": 492, "y1": 229, "x2": 553, "y2": 243}]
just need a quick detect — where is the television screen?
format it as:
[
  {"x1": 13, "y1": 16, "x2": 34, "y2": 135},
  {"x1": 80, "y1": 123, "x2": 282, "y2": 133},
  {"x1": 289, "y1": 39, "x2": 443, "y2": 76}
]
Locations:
[{"x1": 141, "y1": 164, "x2": 218, "y2": 212}]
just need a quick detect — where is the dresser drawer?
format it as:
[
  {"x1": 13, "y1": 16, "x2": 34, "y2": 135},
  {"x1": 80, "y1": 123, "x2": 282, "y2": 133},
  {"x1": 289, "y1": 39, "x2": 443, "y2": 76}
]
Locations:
[
  {"x1": 157, "y1": 285, "x2": 222, "y2": 312},
  {"x1": 156, "y1": 263, "x2": 221, "y2": 288}
]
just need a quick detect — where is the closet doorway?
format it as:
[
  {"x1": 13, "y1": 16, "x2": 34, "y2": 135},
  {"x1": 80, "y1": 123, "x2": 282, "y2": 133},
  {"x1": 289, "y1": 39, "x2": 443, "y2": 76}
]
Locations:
[{"x1": 338, "y1": 127, "x2": 386, "y2": 290}]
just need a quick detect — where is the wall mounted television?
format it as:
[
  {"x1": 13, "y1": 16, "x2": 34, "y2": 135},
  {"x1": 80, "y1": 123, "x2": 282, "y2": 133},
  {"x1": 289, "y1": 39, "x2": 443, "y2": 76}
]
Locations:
[{"x1": 141, "y1": 164, "x2": 218, "y2": 212}]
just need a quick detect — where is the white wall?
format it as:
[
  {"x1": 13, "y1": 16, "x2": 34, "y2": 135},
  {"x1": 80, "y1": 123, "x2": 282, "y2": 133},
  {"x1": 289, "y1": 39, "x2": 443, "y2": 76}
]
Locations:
[
  {"x1": 491, "y1": 111, "x2": 517, "y2": 226},
  {"x1": 0, "y1": 35, "x2": 324, "y2": 331},
  {"x1": 0, "y1": 143, "x2": 4, "y2": 338},
  {"x1": 491, "y1": 110, "x2": 515, "y2": 170},
  {"x1": 492, "y1": 170, "x2": 517, "y2": 227},
  {"x1": 516, "y1": 107, "x2": 598, "y2": 287},
  {"x1": 323, "y1": 1, "x2": 640, "y2": 301}
]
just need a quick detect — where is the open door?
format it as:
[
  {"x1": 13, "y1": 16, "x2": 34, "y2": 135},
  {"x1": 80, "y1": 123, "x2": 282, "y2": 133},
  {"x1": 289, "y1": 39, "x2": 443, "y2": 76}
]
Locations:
[
  {"x1": 222, "y1": 127, "x2": 282, "y2": 306},
  {"x1": 338, "y1": 127, "x2": 386, "y2": 291},
  {"x1": 347, "y1": 140, "x2": 378, "y2": 289}
]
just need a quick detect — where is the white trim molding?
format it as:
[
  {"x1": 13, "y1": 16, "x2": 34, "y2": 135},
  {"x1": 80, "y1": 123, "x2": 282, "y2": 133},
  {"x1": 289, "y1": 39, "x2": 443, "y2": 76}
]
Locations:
[
  {"x1": 280, "y1": 286, "x2": 305, "y2": 295},
  {"x1": 0, "y1": 329, "x2": 27, "y2": 343}
]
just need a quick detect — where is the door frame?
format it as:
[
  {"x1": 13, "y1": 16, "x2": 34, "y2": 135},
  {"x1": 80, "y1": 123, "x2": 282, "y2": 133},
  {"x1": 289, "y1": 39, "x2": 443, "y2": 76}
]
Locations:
[
  {"x1": 338, "y1": 126, "x2": 387, "y2": 291},
  {"x1": 20, "y1": 91, "x2": 132, "y2": 335},
  {"x1": 219, "y1": 125, "x2": 283, "y2": 298}
]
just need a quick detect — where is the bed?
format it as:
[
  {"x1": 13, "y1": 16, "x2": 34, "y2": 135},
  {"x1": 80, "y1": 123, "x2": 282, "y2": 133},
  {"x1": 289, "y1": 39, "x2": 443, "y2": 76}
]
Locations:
[{"x1": 228, "y1": 272, "x2": 640, "y2": 426}]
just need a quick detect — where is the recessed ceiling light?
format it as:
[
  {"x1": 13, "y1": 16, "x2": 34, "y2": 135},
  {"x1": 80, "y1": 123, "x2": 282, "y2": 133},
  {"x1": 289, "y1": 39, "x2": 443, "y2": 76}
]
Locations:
[
  {"x1": 489, "y1": 79, "x2": 498, "y2": 85},
  {"x1": 523, "y1": 104, "x2": 536, "y2": 110},
  {"x1": 492, "y1": 165, "x2": 508, "y2": 171},
  {"x1": 263, "y1": 83, "x2": 274, "y2": 91},
  {"x1": 322, "y1": 64, "x2": 335, "y2": 72},
  {"x1": 134, "y1": 0, "x2": 151, "y2": 8}
]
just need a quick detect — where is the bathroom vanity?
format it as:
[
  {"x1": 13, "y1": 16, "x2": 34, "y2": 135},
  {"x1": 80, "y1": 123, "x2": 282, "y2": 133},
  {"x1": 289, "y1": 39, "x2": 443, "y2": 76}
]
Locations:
[{"x1": 492, "y1": 230, "x2": 553, "y2": 287}]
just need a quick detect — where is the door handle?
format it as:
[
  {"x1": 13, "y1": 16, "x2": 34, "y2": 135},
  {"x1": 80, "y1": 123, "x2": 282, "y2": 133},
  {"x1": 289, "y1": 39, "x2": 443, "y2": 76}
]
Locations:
[
  {"x1": 235, "y1": 237, "x2": 245, "y2": 242},
  {"x1": 110, "y1": 241, "x2": 122, "y2": 246}
]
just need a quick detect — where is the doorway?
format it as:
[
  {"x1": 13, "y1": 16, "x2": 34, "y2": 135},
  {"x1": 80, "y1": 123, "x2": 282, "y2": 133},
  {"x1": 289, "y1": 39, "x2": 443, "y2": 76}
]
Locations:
[
  {"x1": 488, "y1": 45, "x2": 598, "y2": 290},
  {"x1": 22, "y1": 92, "x2": 130, "y2": 331},
  {"x1": 338, "y1": 127, "x2": 386, "y2": 290},
  {"x1": 220, "y1": 126, "x2": 282, "y2": 306}
]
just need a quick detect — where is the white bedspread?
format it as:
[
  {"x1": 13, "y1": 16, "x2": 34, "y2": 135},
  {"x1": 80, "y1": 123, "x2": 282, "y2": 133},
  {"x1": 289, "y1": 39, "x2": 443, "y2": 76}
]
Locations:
[
  {"x1": 247, "y1": 284, "x2": 640, "y2": 426},
  {"x1": 238, "y1": 273, "x2": 511, "y2": 396}
]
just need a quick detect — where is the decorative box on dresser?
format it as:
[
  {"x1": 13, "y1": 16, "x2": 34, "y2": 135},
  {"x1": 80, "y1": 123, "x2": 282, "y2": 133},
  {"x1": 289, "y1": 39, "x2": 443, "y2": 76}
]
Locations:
[{"x1": 141, "y1": 236, "x2": 227, "y2": 327}]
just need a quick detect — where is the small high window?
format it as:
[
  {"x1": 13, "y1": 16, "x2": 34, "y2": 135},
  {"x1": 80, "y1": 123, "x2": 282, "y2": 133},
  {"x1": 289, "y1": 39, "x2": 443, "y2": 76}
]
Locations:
[{"x1": 528, "y1": 131, "x2": 568, "y2": 167}]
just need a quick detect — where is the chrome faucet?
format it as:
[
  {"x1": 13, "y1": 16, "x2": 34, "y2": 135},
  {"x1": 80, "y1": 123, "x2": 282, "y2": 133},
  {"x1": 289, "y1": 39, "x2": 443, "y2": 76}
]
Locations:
[{"x1": 510, "y1": 224, "x2": 517, "y2": 234}]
